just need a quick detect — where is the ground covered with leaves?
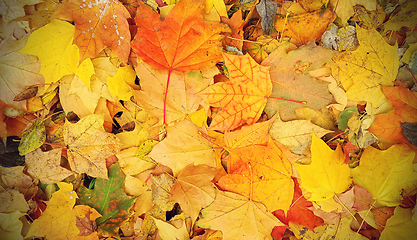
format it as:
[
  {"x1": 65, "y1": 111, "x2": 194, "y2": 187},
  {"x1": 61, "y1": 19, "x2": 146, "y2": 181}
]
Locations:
[{"x1": 1, "y1": 0, "x2": 417, "y2": 239}]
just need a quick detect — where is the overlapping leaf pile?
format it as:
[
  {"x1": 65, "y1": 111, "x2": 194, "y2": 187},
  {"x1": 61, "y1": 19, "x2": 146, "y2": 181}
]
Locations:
[{"x1": 1, "y1": 0, "x2": 417, "y2": 239}]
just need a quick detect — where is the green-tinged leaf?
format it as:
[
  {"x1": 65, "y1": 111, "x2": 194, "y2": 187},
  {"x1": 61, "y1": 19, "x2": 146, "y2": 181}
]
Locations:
[
  {"x1": 18, "y1": 120, "x2": 45, "y2": 156},
  {"x1": 78, "y1": 163, "x2": 136, "y2": 236}
]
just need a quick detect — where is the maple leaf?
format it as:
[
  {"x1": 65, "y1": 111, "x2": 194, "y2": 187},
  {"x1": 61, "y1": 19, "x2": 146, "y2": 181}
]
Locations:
[
  {"x1": 153, "y1": 217, "x2": 190, "y2": 240},
  {"x1": 74, "y1": 205, "x2": 102, "y2": 238},
  {"x1": 148, "y1": 119, "x2": 217, "y2": 176},
  {"x1": 25, "y1": 148, "x2": 74, "y2": 184},
  {"x1": 273, "y1": 179, "x2": 323, "y2": 231},
  {"x1": 199, "y1": 53, "x2": 272, "y2": 131},
  {"x1": 0, "y1": 36, "x2": 44, "y2": 111},
  {"x1": 350, "y1": 144, "x2": 417, "y2": 207},
  {"x1": 275, "y1": 9, "x2": 333, "y2": 46},
  {"x1": 133, "y1": 61, "x2": 213, "y2": 125},
  {"x1": 0, "y1": 0, "x2": 42, "y2": 23},
  {"x1": 0, "y1": 211, "x2": 25, "y2": 239},
  {"x1": 330, "y1": 0, "x2": 376, "y2": 24},
  {"x1": 294, "y1": 133, "x2": 351, "y2": 202},
  {"x1": 106, "y1": 64, "x2": 135, "y2": 101},
  {"x1": 78, "y1": 163, "x2": 136, "y2": 236},
  {"x1": 224, "y1": 116, "x2": 274, "y2": 148},
  {"x1": 131, "y1": 0, "x2": 229, "y2": 123},
  {"x1": 380, "y1": 206, "x2": 417, "y2": 240},
  {"x1": 197, "y1": 190, "x2": 284, "y2": 240},
  {"x1": 221, "y1": 10, "x2": 245, "y2": 50},
  {"x1": 368, "y1": 86, "x2": 417, "y2": 144},
  {"x1": 19, "y1": 19, "x2": 79, "y2": 84},
  {"x1": 26, "y1": 182, "x2": 80, "y2": 239},
  {"x1": 64, "y1": 114, "x2": 122, "y2": 179},
  {"x1": 219, "y1": 138, "x2": 293, "y2": 212},
  {"x1": 269, "y1": 115, "x2": 332, "y2": 154},
  {"x1": 261, "y1": 41, "x2": 335, "y2": 121},
  {"x1": 170, "y1": 164, "x2": 219, "y2": 223},
  {"x1": 328, "y1": 25, "x2": 398, "y2": 114},
  {"x1": 52, "y1": 0, "x2": 131, "y2": 63}
]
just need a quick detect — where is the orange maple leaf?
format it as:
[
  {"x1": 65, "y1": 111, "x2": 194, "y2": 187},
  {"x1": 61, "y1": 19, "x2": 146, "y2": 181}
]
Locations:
[
  {"x1": 369, "y1": 86, "x2": 417, "y2": 144},
  {"x1": 131, "y1": 0, "x2": 229, "y2": 124},
  {"x1": 218, "y1": 138, "x2": 293, "y2": 212},
  {"x1": 52, "y1": 0, "x2": 131, "y2": 63},
  {"x1": 199, "y1": 53, "x2": 272, "y2": 131}
]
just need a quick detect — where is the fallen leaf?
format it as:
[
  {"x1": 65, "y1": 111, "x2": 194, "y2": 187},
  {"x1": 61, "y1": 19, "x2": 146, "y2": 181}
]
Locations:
[
  {"x1": 26, "y1": 182, "x2": 80, "y2": 240},
  {"x1": 221, "y1": 10, "x2": 244, "y2": 50},
  {"x1": 269, "y1": 114, "x2": 332, "y2": 155},
  {"x1": 330, "y1": 0, "x2": 376, "y2": 24},
  {"x1": 199, "y1": 52, "x2": 272, "y2": 131},
  {"x1": 0, "y1": 0, "x2": 42, "y2": 23},
  {"x1": 380, "y1": 206, "x2": 417, "y2": 240},
  {"x1": 0, "y1": 211, "x2": 25, "y2": 240},
  {"x1": 153, "y1": 217, "x2": 190, "y2": 240},
  {"x1": 19, "y1": 19, "x2": 79, "y2": 84},
  {"x1": 197, "y1": 190, "x2": 284, "y2": 240},
  {"x1": 170, "y1": 164, "x2": 219, "y2": 223},
  {"x1": 273, "y1": 179, "x2": 324, "y2": 231},
  {"x1": 74, "y1": 205, "x2": 101, "y2": 239},
  {"x1": 294, "y1": 133, "x2": 351, "y2": 202},
  {"x1": 0, "y1": 36, "x2": 44, "y2": 110},
  {"x1": 320, "y1": 216, "x2": 368, "y2": 240},
  {"x1": 256, "y1": 0, "x2": 277, "y2": 35},
  {"x1": 106, "y1": 64, "x2": 135, "y2": 101},
  {"x1": 275, "y1": 9, "x2": 333, "y2": 46},
  {"x1": 25, "y1": 148, "x2": 74, "y2": 184},
  {"x1": 18, "y1": 120, "x2": 45, "y2": 156},
  {"x1": 52, "y1": 0, "x2": 131, "y2": 63},
  {"x1": 64, "y1": 114, "x2": 122, "y2": 179},
  {"x1": 219, "y1": 138, "x2": 294, "y2": 212},
  {"x1": 261, "y1": 41, "x2": 335, "y2": 121},
  {"x1": 401, "y1": 122, "x2": 417, "y2": 146},
  {"x1": 350, "y1": 144, "x2": 417, "y2": 207},
  {"x1": 133, "y1": 61, "x2": 213, "y2": 125},
  {"x1": 0, "y1": 188, "x2": 29, "y2": 213},
  {"x1": 78, "y1": 163, "x2": 136, "y2": 237},
  {"x1": 224, "y1": 116, "x2": 274, "y2": 148},
  {"x1": 148, "y1": 119, "x2": 217, "y2": 176},
  {"x1": 131, "y1": 0, "x2": 228, "y2": 123},
  {"x1": 328, "y1": 25, "x2": 398, "y2": 114},
  {"x1": 152, "y1": 174, "x2": 176, "y2": 212},
  {"x1": 368, "y1": 86, "x2": 417, "y2": 145}
]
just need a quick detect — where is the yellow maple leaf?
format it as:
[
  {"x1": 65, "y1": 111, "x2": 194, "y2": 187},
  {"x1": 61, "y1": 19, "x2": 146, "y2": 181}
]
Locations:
[
  {"x1": 197, "y1": 190, "x2": 284, "y2": 240},
  {"x1": 107, "y1": 64, "x2": 135, "y2": 101},
  {"x1": 380, "y1": 206, "x2": 417, "y2": 240},
  {"x1": 351, "y1": 144, "x2": 417, "y2": 207},
  {"x1": 19, "y1": 19, "x2": 79, "y2": 84},
  {"x1": 294, "y1": 133, "x2": 351, "y2": 202},
  {"x1": 153, "y1": 217, "x2": 190, "y2": 240},
  {"x1": 26, "y1": 182, "x2": 79, "y2": 240},
  {"x1": 0, "y1": 211, "x2": 25, "y2": 240},
  {"x1": 328, "y1": 25, "x2": 398, "y2": 114},
  {"x1": 64, "y1": 114, "x2": 122, "y2": 179},
  {"x1": 329, "y1": 0, "x2": 376, "y2": 24}
]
